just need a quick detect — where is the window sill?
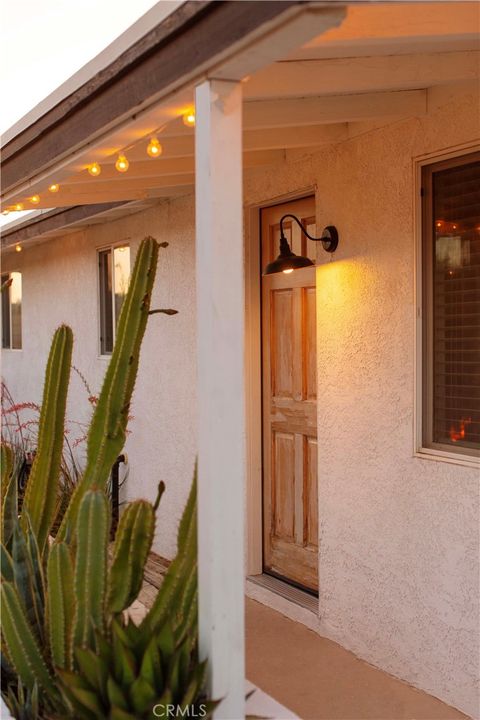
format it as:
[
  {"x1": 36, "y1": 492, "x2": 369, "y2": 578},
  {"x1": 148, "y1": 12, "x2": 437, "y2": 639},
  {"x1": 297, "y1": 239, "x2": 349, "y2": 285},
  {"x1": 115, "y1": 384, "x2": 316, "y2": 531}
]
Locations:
[{"x1": 415, "y1": 447, "x2": 480, "y2": 469}]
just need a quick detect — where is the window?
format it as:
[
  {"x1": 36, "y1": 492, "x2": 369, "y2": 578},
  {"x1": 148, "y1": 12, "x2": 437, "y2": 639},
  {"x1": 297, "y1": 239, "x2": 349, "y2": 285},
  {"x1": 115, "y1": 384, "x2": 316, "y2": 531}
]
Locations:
[
  {"x1": 98, "y1": 245, "x2": 130, "y2": 355},
  {"x1": 422, "y1": 151, "x2": 480, "y2": 458},
  {"x1": 1, "y1": 272, "x2": 22, "y2": 350}
]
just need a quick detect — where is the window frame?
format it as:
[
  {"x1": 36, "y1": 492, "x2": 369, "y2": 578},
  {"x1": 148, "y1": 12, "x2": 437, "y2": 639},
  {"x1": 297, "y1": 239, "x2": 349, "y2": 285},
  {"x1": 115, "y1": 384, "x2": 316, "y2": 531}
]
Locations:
[
  {"x1": 415, "y1": 145, "x2": 480, "y2": 466},
  {"x1": 1, "y1": 271, "x2": 22, "y2": 351},
  {"x1": 96, "y1": 243, "x2": 131, "y2": 357}
]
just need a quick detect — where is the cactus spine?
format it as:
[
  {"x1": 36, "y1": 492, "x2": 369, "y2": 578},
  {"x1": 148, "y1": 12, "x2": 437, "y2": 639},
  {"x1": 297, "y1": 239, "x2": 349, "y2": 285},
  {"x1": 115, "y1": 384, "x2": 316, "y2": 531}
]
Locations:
[
  {"x1": 57, "y1": 237, "x2": 160, "y2": 542},
  {"x1": 22, "y1": 325, "x2": 73, "y2": 552}
]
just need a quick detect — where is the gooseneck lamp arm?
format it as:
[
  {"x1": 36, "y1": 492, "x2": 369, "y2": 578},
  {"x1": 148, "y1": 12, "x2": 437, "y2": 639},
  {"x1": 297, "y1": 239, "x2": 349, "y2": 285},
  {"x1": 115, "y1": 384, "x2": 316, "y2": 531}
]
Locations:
[
  {"x1": 263, "y1": 213, "x2": 339, "y2": 275},
  {"x1": 279, "y1": 214, "x2": 339, "y2": 253}
]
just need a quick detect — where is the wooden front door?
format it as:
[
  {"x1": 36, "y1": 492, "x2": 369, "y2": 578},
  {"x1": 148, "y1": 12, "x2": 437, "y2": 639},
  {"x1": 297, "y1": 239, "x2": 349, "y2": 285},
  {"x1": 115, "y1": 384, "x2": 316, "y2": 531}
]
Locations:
[{"x1": 261, "y1": 197, "x2": 319, "y2": 593}]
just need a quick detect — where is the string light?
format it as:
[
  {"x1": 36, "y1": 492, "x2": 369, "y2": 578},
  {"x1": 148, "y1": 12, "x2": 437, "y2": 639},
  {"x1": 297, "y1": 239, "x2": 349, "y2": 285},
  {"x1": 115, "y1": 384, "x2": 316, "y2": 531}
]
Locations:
[
  {"x1": 15, "y1": 244, "x2": 22, "y2": 253},
  {"x1": 115, "y1": 154, "x2": 129, "y2": 173},
  {"x1": 29, "y1": 195, "x2": 40, "y2": 205},
  {"x1": 14, "y1": 203, "x2": 24, "y2": 211},
  {"x1": 49, "y1": 184, "x2": 60, "y2": 193},
  {"x1": 147, "y1": 138, "x2": 162, "y2": 158},
  {"x1": 182, "y1": 110, "x2": 195, "y2": 127},
  {"x1": 88, "y1": 162, "x2": 101, "y2": 177}
]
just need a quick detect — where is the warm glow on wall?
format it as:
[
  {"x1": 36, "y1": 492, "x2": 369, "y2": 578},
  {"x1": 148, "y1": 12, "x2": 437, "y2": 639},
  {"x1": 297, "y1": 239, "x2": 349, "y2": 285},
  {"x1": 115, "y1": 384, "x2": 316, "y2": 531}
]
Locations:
[
  {"x1": 115, "y1": 154, "x2": 129, "y2": 173},
  {"x1": 49, "y1": 184, "x2": 60, "y2": 193},
  {"x1": 88, "y1": 162, "x2": 102, "y2": 177},
  {"x1": 182, "y1": 110, "x2": 195, "y2": 127},
  {"x1": 29, "y1": 195, "x2": 40, "y2": 205},
  {"x1": 147, "y1": 138, "x2": 162, "y2": 157}
]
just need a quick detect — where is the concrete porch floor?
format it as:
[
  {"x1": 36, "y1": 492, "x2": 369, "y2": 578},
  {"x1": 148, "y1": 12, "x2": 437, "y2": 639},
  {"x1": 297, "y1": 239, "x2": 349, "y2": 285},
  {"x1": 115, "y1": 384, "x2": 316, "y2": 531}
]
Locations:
[{"x1": 246, "y1": 598, "x2": 469, "y2": 720}]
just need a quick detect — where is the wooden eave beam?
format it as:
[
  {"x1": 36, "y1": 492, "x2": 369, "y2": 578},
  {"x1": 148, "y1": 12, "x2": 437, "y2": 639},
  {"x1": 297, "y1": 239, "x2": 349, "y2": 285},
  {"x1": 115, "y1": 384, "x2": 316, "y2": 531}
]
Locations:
[
  {"x1": 244, "y1": 51, "x2": 480, "y2": 99},
  {"x1": 1, "y1": 202, "x2": 127, "y2": 248}
]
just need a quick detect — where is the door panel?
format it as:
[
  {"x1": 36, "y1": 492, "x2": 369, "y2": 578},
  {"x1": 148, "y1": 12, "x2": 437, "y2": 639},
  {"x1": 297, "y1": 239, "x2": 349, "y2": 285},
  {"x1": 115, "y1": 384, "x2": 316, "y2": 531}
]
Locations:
[{"x1": 262, "y1": 196, "x2": 319, "y2": 593}]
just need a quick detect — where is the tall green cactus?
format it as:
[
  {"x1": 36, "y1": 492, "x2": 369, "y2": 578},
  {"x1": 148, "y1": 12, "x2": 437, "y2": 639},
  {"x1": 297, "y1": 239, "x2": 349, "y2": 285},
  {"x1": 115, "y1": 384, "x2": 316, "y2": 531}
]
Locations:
[
  {"x1": 57, "y1": 236, "x2": 160, "y2": 543},
  {"x1": 1, "y1": 237, "x2": 210, "y2": 720},
  {"x1": 22, "y1": 325, "x2": 73, "y2": 552}
]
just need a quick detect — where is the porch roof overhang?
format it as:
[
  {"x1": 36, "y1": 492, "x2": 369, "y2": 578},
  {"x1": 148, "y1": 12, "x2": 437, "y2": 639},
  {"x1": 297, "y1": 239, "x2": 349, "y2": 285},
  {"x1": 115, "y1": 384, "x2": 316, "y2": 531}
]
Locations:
[{"x1": 1, "y1": 1, "x2": 479, "y2": 253}]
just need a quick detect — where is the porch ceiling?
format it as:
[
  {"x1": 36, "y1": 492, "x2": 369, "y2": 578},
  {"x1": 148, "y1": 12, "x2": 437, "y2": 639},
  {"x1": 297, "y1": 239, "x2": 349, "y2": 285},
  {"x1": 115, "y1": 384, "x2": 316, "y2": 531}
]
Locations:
[{"x1": 1, "y1": 1, "x2": 478, "y2": 249}]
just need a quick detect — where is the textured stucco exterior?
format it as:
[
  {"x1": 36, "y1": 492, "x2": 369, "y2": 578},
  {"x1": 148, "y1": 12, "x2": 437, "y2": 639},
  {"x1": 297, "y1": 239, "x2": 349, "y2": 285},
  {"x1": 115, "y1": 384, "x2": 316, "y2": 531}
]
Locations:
[{"x1": 2, "y1": 82, "x2": 479, "y2": 716}]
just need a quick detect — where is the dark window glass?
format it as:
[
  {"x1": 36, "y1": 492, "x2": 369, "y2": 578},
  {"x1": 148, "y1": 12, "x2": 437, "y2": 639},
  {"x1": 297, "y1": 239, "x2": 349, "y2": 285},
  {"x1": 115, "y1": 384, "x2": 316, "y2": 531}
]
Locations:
[{"x1": 423, "y1": 153, "x2": 480, "y2": 455}]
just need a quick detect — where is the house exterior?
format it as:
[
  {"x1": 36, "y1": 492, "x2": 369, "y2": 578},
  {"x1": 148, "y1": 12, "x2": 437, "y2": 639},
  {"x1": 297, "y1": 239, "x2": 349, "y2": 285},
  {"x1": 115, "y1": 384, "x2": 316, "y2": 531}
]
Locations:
[{"x1": 1, "y1": 2, "x2": 479, "y2": 718}]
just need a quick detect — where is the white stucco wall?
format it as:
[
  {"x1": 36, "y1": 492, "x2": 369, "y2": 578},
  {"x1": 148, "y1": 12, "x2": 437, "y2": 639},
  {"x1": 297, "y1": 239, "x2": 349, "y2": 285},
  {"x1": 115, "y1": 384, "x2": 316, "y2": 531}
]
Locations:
[
  {"x1": 1, "y1": 81, "x2": 478, "y2": 716},
  {"x1": 244, "y1": 81, "x2": 480, "y2": 719}
]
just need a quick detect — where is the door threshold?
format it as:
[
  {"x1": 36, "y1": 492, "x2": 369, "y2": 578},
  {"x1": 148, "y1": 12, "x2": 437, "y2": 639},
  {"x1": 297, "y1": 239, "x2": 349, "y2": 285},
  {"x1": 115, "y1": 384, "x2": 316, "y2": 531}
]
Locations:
[{"x1": 248, "y1": 573, "x2": 318, "y2": 614}]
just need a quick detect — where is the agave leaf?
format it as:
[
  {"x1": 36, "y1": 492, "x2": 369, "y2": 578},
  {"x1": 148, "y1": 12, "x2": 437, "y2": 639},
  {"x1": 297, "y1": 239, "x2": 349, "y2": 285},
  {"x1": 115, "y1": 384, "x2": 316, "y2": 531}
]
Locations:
[
  {"x1": 22, "y1": 325, "x2": 73, "y2": 552},
  {"x1": 74, "y1": 647, "x2": 108, "y2": 703},
  {"x1": 1, "y1": 582, "x2": 56, "y2": 697},
  {"x1": 57, "y1": 237, "x2": 160, "y2": 542},
  {"x1": 129, "y1": 674, "x2": 156, "y2": 715},
  {"x1": 107, "y1": 676, "x2": 130, "y2": 712},
  {"x1": 139, "y1": 635, "x2": 163, "y2": 692},
  {"x1": 110, "y1": 708, "x2": 137, "y2": 720},
  {"x1": 112, "y1": 627, "x2": 137, "y2": 686},
  {"x1": 179, "y1": 660, "x2": 208, "y2": 709},
  {"x1": 1, "y1": 542, "x2": 14, "y2": 582},
  {"x1": 11, "y1": 521, "x2": 44, "y2": 643}
]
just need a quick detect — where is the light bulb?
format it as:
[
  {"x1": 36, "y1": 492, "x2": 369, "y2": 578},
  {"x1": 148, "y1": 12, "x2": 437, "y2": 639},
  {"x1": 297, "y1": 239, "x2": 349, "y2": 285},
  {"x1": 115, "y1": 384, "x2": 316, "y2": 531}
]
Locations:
[
  {"x1": 115, "y1": 154, "x2": 129, "y2": 173},
  {"x1": 88, "y1": 162, "x2": 101, "y2": 177},
  {"x1": 15, "y1": 203, "x2": 24, "y2": 211},
  {"x1": 2, "y1": 209, "x2": 9, "y2": 216},
  {"x1": 147, "y1": 138, "x2": 162, "y2": 158},
  {"x1": 182, "y1": 111, "x2": 195, "y2": 127},
  {"x1": 29, "y1": 195, "x2": 40, "y2": 205},
  {"x1": 15, "y1": 244, "x2": 22, "y2": 253},
  {"x1": 283, "y1": 268, "x2": 294, "y2": 274},
  {"x1": 49, "y1": 183, "x2": 60, "y2": 193}
]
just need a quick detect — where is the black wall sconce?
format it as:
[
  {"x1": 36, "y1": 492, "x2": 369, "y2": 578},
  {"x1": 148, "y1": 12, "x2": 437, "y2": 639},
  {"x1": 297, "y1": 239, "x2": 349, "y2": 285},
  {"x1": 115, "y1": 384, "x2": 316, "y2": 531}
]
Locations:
[{"x1": 263, "y1": 214, "x2": 339, "y2": 275}]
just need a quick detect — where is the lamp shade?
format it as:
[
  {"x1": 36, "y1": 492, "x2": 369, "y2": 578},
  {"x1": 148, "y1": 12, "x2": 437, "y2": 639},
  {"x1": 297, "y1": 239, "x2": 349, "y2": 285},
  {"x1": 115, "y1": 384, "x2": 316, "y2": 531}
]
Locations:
[
  {"x1": 263, "y1": 233, "x2": 314, "y2": 275},
  {"x1": 264, "y1": 252, "x2": 314, "y2": 275}
]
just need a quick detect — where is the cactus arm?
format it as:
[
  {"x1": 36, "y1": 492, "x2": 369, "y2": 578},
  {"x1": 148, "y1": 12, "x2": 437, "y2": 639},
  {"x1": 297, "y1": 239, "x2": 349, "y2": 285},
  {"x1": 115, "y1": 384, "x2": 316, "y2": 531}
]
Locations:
[
  {"x1": 21, "y1": 325, "x2": 73, "y2": 552},
  {"x1": 72, "y1": 490, "x2": 109, "y2": 651},
  {"x1": 47, "y1": 542, "x2": 75, "y2": 670},
  {"x1": 141, "y1": 472, "x2": 197, "y2": 635},
  {"x1": 0, "y1": 582, "x2": 56, "y2": 696},
  {"x1": 108, "y1": 500, "x2": 155, "y2": 614},
  {"x1": 57, "y1": 237, "x2": 160, "y2": 542}
]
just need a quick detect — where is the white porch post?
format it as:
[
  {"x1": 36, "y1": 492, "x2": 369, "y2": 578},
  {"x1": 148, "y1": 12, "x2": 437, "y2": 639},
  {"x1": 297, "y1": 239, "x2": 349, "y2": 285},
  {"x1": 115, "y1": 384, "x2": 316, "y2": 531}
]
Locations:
[{"x1": 195, "y1": 79, "x2": 245, "y2": 718}]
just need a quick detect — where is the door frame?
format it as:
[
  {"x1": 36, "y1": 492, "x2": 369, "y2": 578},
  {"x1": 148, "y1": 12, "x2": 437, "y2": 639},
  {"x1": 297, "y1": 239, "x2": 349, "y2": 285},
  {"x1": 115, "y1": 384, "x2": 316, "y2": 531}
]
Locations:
[{"x1": 245, "y1": 186, "x2": 318, "y2": 577}]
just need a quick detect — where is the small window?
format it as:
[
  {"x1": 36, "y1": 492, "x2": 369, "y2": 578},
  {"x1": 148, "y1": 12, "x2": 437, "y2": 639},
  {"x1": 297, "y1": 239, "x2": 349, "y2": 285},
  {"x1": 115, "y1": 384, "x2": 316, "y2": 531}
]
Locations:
[
  {"x1": 422, "y1": 152, "x2": 480, "y2": 457},
  {"x1": 1, "y1": 272, "x2": 22, "y2": 350},
  {"x1": 98, "y1": 245, "x2": 130, "y2": 355}
]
